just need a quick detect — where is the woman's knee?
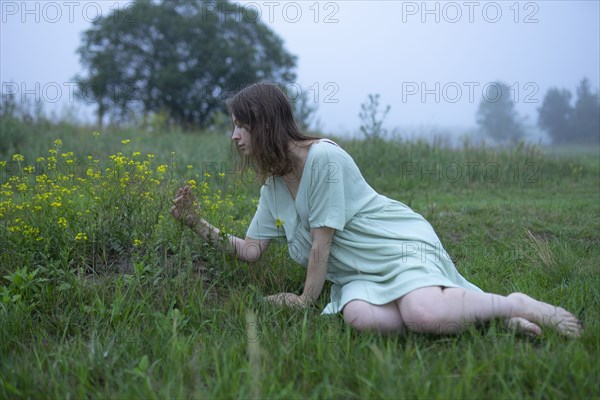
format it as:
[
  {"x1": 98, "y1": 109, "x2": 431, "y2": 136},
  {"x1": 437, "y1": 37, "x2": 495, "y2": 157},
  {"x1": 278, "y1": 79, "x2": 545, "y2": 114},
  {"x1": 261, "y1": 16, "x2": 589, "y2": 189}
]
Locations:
[
  {"x1": 342, "y1": 300, "x2": 404, "y2": 333},
  {"x1": 398, "y1": 287, "x2": 450, "y2": 331},
  {"x1": 342, "y1": 300, "x2": 368, "y2": 328}
]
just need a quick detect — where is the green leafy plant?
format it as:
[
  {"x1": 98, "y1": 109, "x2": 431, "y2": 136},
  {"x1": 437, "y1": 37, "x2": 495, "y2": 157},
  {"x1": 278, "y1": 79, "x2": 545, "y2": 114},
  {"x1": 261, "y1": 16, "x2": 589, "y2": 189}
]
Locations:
[{"x1": 1, "y1": 267, "x2": 47, "y2": 312}]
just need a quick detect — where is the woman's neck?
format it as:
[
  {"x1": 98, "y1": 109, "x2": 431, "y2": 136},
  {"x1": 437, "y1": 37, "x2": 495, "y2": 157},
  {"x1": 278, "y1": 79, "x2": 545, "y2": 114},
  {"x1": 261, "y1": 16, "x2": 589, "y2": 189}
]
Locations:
[{"x1": 283, "y1": 140, "x2": 315, "y2": 182}]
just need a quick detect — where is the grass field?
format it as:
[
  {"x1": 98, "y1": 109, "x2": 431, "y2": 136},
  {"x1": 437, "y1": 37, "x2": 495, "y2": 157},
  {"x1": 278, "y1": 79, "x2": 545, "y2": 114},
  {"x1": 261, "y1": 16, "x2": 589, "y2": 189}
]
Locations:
[{"x1": 1, "y1": 128, "x2": 599, "y2": 399}]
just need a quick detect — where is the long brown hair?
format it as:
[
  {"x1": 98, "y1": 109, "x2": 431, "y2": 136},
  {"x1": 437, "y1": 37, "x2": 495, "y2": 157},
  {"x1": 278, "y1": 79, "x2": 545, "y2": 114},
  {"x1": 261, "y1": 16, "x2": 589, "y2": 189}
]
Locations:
[{"x1": 227, "y1": 82, "x2": 319, "y2": 182}]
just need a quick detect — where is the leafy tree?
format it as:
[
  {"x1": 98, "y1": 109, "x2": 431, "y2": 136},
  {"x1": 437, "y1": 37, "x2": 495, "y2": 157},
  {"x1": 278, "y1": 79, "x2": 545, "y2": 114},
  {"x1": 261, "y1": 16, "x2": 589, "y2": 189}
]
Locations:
[
  {"x1": 537, "y1": 78, "x2": 600, "y2": 144},
  {"x1": 76, "y1": 0, "x2": 297, "y2": 129},
  {"x1": 571, "y1": 78, "x2": 600, "y2": 144},
  {"x1": 537, "y1": 88, "x2": 573, "y2": 144},
  {"x1": 476, "y1": 82, "x2": 526, "y2": 143}
]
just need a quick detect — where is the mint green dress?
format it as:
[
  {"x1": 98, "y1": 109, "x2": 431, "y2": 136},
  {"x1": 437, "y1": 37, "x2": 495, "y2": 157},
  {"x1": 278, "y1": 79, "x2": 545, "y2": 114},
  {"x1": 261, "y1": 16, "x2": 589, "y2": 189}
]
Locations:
[{"x1": 246, "y1": 140, "x2": 482, "y2": 314}]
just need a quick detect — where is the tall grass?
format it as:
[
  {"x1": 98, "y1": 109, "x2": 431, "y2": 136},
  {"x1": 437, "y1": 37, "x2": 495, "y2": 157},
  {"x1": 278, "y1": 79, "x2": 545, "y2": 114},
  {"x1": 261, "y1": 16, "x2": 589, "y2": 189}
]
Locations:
[{"x1": 1, "y1": 125, "x2": 599, "y2": 399}]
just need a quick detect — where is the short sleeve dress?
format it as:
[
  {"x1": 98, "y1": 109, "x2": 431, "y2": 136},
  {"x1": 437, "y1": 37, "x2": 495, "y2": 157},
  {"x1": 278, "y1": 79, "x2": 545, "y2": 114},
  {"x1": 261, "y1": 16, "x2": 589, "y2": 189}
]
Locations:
[{"x1": 246, "y1": 140, "x2": 482, "y2": 315}]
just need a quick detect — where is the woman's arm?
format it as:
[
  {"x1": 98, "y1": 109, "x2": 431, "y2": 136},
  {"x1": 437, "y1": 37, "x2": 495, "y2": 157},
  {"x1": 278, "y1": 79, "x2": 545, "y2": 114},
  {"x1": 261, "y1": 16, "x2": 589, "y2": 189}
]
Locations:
[
  {"x1": 170, "y1": 186, "x2": 270, "y2": 262},
  {"x1": 302, "y1": 226, "x2": 334, "y2": 304},
  {"x1": 265, "y1": 226, "x2": 334, "y2": 306},
  {"x1": 190, "y1": 218, "x2": 270, "y2": 262}
]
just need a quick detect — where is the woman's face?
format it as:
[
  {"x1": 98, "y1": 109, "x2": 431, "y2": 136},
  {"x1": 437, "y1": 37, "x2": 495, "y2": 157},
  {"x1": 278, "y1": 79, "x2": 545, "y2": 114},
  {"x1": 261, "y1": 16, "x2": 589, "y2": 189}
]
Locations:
[{"x1": 231, "y1": 115, "x2": 252, "y2": 155}]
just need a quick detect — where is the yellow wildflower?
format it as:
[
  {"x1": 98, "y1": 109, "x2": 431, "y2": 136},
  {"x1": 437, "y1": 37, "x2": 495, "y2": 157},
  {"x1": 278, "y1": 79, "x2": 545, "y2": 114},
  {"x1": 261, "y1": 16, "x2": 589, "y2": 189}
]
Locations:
[{"x1": 75, "y1": 232, "x2": 88, "y2": 241}]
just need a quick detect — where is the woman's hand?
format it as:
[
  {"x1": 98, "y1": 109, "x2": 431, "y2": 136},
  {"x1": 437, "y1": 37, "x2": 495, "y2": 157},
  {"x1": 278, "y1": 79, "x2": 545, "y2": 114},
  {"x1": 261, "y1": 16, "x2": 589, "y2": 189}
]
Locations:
[
  {"x1": 170, "y1": 185, "x2": 202, "y2": 228},
  {"x1": 263, "y1": 293, "x2": 311, "y2": 308}
]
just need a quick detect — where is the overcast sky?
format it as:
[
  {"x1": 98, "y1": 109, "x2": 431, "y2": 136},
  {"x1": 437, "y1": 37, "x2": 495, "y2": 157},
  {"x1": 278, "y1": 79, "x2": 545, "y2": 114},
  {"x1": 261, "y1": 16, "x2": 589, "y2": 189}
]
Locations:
[{"x1": 1, "y1": 1, "x2": 599, "y2": 139}]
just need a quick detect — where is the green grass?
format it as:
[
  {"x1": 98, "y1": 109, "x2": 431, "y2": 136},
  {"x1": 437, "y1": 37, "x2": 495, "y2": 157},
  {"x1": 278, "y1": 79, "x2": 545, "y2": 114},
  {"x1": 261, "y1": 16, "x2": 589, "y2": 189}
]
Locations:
[{"x1": 1, "y1": 128, "x2": 599, "y2": 399}]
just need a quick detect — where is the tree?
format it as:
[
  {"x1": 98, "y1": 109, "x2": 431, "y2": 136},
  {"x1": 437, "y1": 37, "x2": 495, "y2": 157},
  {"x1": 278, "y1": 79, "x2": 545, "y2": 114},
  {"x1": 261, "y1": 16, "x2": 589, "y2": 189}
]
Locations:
[
  {"x1": 359, "y1": 94, "x2": 390, "y2": 140},
  {"x1": 76, "y1": 0, "x2": 297, "y2": 129},
  {"x1": 538, "y1": 88, "x2": 573, "y2": 144},
  {"x1": 476, "y1": 82, "x2": 526, "y2": 143},
  {"x1": 571, "y1": 78, "x2": 600, "y2": 144},
  {"x1": 537, "y1": 78, "x2": 600, "y2": 145}
]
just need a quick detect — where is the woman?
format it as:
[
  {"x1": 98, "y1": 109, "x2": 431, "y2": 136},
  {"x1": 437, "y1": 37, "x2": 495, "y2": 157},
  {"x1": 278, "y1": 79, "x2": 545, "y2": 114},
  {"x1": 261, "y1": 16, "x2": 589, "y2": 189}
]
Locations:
[{"x1": 171, "y1": 82, "x2": 581, "y2": 338}]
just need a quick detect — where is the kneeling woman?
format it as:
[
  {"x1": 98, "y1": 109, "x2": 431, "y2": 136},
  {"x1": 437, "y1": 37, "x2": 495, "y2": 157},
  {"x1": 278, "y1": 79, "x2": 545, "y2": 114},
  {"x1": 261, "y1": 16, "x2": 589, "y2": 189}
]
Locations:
[{"x1": 170, "y1": 83, "x2": 581, "y2": 338}]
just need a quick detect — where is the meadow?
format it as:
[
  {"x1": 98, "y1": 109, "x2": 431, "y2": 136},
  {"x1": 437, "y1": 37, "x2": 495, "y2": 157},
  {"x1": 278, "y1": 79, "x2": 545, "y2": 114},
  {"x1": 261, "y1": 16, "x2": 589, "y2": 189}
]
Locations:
[{"x1": 1, "y1": 125, "x2": 599, "y2": 399}]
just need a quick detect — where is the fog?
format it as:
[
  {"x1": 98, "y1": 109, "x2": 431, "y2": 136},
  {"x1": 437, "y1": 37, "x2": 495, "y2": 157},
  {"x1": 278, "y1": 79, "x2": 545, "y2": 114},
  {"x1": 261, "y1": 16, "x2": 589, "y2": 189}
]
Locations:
[{"x1": 1, "y1": 1, "x2": 599, "y2": 141}]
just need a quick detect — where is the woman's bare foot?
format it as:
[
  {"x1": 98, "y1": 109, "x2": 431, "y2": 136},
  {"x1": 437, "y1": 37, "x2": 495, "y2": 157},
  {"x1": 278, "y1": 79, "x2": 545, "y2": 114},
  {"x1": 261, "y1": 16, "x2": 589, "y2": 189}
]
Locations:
[
  {"x1": 508, "y1": 293, "x2": 582, "y2": 338},
  {"x1": 505, "y1": 317, "x2": 542, "y2": 337}
]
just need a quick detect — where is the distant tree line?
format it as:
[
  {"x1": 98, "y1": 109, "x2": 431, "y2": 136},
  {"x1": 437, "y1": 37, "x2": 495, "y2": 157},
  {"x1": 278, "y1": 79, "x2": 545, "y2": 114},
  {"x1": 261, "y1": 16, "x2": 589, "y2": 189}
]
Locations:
[
  {"x1": 538, "y1": 78, "x2": 600, "y2": 144},
  {"x1": 476, "y1": 78, "x2": 600, "y2": 144},
  {"x1": 75, "y1": 0, "x2": 296, "y2": 129}
]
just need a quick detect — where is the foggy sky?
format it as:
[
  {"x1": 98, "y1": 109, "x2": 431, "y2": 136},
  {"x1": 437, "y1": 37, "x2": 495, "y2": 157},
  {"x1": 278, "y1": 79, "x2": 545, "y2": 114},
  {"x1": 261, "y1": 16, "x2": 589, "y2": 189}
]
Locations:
[{"x1": 1, "y1": 1, "x2": 599, "y2": 140}]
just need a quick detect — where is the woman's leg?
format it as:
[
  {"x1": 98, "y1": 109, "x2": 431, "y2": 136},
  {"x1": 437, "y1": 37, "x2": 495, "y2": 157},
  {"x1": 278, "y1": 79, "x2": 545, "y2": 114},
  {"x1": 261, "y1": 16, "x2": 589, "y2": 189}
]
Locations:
[
  {"x1": 341, "y1": 296, "x2": 542, "y2": 336},
  {"x1": 396, "y1": 286, "x2": 581, "y2": 337},
  {"x1": 342, "y1": 300, "x2": 405, "y2": 334}
]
